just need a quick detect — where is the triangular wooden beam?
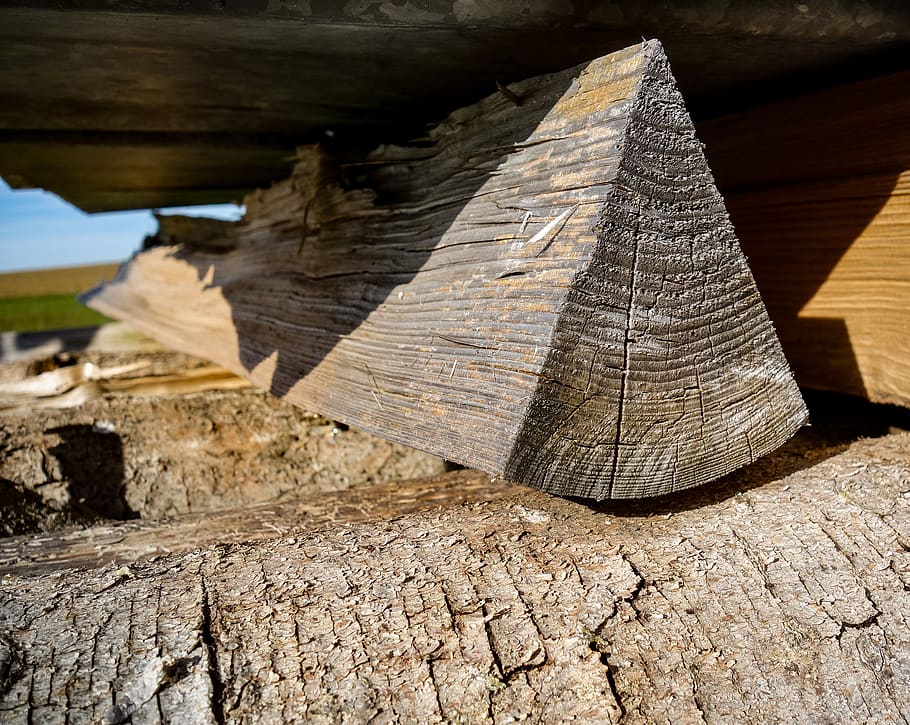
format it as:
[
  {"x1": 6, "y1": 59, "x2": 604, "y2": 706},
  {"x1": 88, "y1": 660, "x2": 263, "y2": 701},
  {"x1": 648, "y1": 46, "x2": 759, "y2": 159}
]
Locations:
[{"x1": 85, "y1": 41, "x2": 806, "y2": 499}]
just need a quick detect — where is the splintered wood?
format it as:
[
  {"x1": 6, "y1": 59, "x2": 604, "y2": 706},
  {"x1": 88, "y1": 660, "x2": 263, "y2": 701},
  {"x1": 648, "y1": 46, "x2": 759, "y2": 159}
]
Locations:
[{"x1": 86, "y1": 41, "x2": 806, "y2": 499}]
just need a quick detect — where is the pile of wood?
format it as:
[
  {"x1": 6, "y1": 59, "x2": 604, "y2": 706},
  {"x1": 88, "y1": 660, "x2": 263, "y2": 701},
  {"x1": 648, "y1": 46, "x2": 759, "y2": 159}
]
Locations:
[
  {"x1": 1, "y1": 325, "x2": 909, "y2": 722},
  {"x1": 3, "y1": 36, "x2": 910, "y2": 724}
]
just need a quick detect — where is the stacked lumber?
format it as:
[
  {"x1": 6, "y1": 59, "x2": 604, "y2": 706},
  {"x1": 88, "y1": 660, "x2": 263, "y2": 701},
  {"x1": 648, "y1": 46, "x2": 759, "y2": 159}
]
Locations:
[
  {"x1": 85, "y1": 41, "x2": 806, "y2": 500},
  {"x1": 699, "y1": 70, "x2": 910, "y2": 406}
]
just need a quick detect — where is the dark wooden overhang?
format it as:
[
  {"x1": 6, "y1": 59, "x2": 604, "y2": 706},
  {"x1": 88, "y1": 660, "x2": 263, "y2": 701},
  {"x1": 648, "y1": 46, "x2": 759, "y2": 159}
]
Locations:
[{"x1": 1, "y1": 0, "x2": 908, "y2": 212}]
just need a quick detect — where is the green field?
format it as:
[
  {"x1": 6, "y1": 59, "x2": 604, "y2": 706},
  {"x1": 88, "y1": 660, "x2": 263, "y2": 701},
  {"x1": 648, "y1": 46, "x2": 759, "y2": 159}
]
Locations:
[
  {"x1": 0, "y1": 263, "x2": 120, "y2": 332},
  {"x1": 0, "y1": 294, "x2": 113, "y2": 332},
  {"x1": 0, "y1": 263, "x2": 120, "y2": 298}
]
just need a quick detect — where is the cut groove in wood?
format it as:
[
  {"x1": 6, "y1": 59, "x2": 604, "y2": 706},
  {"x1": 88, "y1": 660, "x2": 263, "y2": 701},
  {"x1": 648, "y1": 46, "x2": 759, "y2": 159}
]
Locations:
[{"x1": 85, "y1": 41, "x2": 806, "y2": 499}]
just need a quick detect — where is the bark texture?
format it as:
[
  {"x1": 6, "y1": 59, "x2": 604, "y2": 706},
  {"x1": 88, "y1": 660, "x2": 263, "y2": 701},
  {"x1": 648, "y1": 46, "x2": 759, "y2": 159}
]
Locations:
[{"x1": 1, "y1": 431, "x2": 908, "y2": 723}]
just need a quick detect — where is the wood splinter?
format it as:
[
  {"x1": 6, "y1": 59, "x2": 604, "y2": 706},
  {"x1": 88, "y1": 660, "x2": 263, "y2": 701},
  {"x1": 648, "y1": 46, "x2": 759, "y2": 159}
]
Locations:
[{"x1": 85, "y1": 41, "x2": 807, "y2": 499}]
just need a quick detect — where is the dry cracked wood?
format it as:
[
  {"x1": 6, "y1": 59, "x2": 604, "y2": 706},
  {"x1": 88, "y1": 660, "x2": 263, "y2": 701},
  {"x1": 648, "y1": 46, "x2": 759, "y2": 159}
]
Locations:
[
  {"x1": 1, "y1": 432, "x2": 908, "y2": 722},
  {"x1": 86, "y1": 41, "x2": 806, "y2": 499},
  {"x1": 0, "y1": 386, "x2": 447, "y2": 526}
]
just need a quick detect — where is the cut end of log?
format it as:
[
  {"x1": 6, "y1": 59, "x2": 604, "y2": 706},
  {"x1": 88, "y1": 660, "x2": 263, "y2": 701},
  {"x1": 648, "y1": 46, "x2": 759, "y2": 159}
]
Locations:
[
  {"x1": 504, "y1": 42, "x2": 808, "y2": 499},
  {"x1": 85, "y1": 40, "x2": 806, "y2": 500}
]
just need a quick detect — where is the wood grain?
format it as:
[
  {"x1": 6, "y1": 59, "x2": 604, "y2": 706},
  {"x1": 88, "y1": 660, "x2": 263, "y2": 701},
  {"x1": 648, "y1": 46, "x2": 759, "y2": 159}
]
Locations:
[
  {"x1": 86, "y1": 41, "x2": 806, "y2": 499},
  {"x1": 700, "y1": 70, "x2": 910, "y2": 407},
  {"x1": 1, "y1": 3, "x2": 907, "y2": 212}
]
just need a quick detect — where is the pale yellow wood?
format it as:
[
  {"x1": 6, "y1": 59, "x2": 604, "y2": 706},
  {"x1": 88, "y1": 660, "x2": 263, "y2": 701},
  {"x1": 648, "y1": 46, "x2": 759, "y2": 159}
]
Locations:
[
  {"x1": 719, "y1": 171, "x2": 910, "y2": 406},
  {"x1": 700, "y1": 70, "x2": 910, "y2": 406}
]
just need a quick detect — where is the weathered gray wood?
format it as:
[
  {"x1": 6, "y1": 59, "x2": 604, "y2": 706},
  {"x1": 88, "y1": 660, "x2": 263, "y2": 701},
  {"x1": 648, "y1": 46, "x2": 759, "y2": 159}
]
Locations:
[
  {"x1": 1, "y1": 432, "x2": 908, "y2": 722},
  {"x1": 1, "y1": 2, "x2": 908, "y2": 211},
  {"x1": 86, "y1": 41, "x2": 806, "y2": 499}
]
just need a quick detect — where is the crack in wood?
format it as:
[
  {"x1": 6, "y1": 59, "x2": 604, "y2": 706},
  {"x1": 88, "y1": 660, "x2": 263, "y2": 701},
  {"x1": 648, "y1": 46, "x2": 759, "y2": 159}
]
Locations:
[
  {"x1": 84, "y1": 40, "x2": 806, "y2": 500},
  {"x1": 199, "y1": 578, "x2": 226, "y2": 725},
  {"x1": 608, "y1": 197, "x2": 642, "y2": 500}
]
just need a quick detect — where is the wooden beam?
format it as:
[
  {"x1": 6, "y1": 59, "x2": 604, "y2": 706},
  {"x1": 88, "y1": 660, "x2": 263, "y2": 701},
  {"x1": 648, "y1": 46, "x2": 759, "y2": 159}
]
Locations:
[
  {"x1": 699, "y1": 70, "x2": 910, "y2": 407},
  {"x1": 85, "y1": 41, "x2": 806, "y2": 499},
  {"x1": 0, "y1": 133, "x2": 293, "y2": 212},
  {"x1": 0, "y1": 470, "x2": 521, "y2": 575},
  {"x1": 2, "y1": 3, "x2": 908, "y2": 211}
]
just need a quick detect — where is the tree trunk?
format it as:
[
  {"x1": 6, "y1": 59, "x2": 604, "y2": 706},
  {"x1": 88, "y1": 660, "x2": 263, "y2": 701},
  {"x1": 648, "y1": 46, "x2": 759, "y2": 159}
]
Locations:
[{"x1": 1, "y1": 430, "x2": 908, "y2": 723}]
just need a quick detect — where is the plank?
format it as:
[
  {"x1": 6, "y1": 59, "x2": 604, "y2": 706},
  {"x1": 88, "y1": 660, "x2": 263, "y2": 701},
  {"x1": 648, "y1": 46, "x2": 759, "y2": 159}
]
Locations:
[
  {"x1": 1, "y1": 431, "x2": 908, "y2": 722},
  {"x1": 1, "y1": 3, "x2": 908, "y2": 211},
  {"x1": 86, "y1": 41, "x2": 806, "y2": 499},
  {"x1": 699, "y1": 70, "x2": 910, "y2": 406}
]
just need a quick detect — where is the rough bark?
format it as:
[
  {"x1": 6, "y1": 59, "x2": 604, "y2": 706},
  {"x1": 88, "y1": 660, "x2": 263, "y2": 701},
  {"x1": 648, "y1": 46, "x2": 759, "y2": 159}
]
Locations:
[
  {"x1": 85, "y1": 41, "x2": 806, "y2": 499},
  {"x1": 0, "y1": 431, "x2": 908, "y2": 723}
]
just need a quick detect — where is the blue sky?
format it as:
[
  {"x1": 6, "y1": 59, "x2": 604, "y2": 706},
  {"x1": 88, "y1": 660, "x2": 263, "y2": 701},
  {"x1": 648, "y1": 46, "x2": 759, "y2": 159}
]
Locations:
[{"x1": 0, "y1": 178, "x2": 243, "y2": 273}]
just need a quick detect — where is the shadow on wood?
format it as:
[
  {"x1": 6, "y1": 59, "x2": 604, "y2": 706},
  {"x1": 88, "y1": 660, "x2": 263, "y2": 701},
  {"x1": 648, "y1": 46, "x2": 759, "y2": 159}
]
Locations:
[
  {"x1": 86, "y1": 42, "x2": 806, "y2": 499},
  {"x1": 700, "y1": 70, "x2": 910, "y2": 405},
  {"x1": 46, "y1": 424, "x2": 134, "y2": 520},
  {"x1": 162, "y1": 82, "x2": 568, "y2": 399}
]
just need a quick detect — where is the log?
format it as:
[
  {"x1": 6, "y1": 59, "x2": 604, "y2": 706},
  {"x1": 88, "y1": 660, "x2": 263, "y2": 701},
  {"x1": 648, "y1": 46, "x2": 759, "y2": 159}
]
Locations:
[
  {"x1": 0, "y1": 385, "x2": 447, "y2": 525},
  {"x1": 1, "y1": 431, "x2": 908, "y2": 722},
  {"x1": 699, "y1": 70, "x2": 910, "y2": 407},
  {"x1": 0, "y1": 470, "x2": 522, "y2": 575},
  {"x1": 85, "y1": 41, "x2": 806, "y2": 499}
]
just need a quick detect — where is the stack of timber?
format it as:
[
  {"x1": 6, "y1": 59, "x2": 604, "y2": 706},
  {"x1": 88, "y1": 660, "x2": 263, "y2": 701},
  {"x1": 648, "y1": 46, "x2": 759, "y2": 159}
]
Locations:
[
  {"x1": 699, "y1": 70, "x2": 910, "y2": 407},
  {"x1": 85, "y1": 41, "x2": 807, "y2": 500}
]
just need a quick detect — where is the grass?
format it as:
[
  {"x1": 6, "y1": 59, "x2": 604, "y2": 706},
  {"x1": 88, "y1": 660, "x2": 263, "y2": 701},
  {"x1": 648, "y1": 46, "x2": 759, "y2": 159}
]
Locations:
[
  {"x1": 0, "y1": 294, "x2": 113, "y2": 332},
  {"x1": 0, "y1": 263, "x2": 120, "y2": 332},
  {"x1": 0, "y1": 263, "x2": 120, "y2": 299}
]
